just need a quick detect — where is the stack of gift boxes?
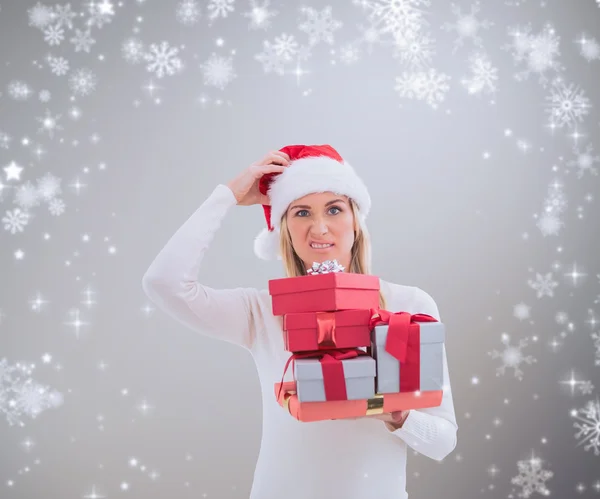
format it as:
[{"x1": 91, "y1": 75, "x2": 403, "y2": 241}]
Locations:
[{"x1": 270, "y1": 260, "x2": 446, "y2": 423}]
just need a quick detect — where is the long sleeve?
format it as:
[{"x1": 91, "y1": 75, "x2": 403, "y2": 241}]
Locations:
[
  {"x1": 141, "y1": 183, "x2": 264, "y2": 352},
  {"x1": 387, "y1": 289, "x2": 458, "y2": 462}
]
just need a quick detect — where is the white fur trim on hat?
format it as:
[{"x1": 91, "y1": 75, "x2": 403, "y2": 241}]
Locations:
[
  {"x1": 253, "y1": 155, "x2": 371, "y2": 261},
  {"x1": 253, "y1": 226, "x2": 282, "y2": 261}
]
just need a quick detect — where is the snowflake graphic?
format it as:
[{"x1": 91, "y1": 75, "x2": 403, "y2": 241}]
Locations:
[
  {"x1": 70, "y1": 28, "x2": 95, "y2": 53},
  {"x1": 545, "y1": 78, "x2": 591, "y2": 129},
  {"x1": 504, "y1": 23, "x2": 563, "y2": 87},
  {"x1": 567, "y1": 144, "x2": 599, "y2": 179},
  {"x1": 298, "y1": 6, "x2": 343, "y2": 46},
  {"x1": 2, "y1": 208, "x2": 30, "y2": 234},
  {"x1": 592, "y1": 331, "x2": 600, "y2": 366},
  {"x1": 395, "y1": 68, "x2": 450, "y2": 109},
  {"x1": 27, "y1": 2, "x2": 55, "y2": 29},
  {"x1": 52, "y1": 3, "x2": 77, "y2": 30},
  {"x1": 528, "y1": 272, "x2": 558, "y2": 298},
  {"x1": 441, "y1": 2, "x2": 493, "y2": 54},
  {"x1": 358, "y1": 0, "x2": 430, "y2": 41},
  {"x1": 511, "y1": 452, "x2": 553, "y2": 498},
  {"x1": 7, "y1": 80, "x2": 33, "y2": 101},
  {"x1": 392, "y1": 30, "x2": 435, "y2": 69},
  {"x1": 242, "y1": 0, "x2": 278, "y2": 31},
  {"x1": 200, "y1": 54, "x2": 237, "y2": 90},
  {"x1": 0, "y1": 358, "x2": 64, "y2": 427},
  {"x1": 273, "y1": 33, "x2": 299, "y2": 62},
  {"x1": 572, "y1": 398, "x2": 600, "y2": 456},
  {"x1": 122, "y1": 37, "x2": 146, "y2": 65},
  {"x1": 36, "y1": 109, "x2": 63, "y2": 139},
  {"x1": 207, "y1": 0, "x2": 235, "y2": 23},
  {"x1": 176, "y1": 0, "x2": 201, "y2": 26},
  {"x1": 461, "y1": 51, "x2": 498, "y2": 95},
  {"x1": 577, "y1": 35, "x2": 600, "y2": 62},
  {"x1": 488, "y1": 334, "x2": 536, "y2": 380},
  {"x1": 255, "y1": 40, "x2": 287, "y2": 75},
  {"x1": 68, "y1": 67, "x2": 98, "y2": 96},
  {"x1": 43, "y1": 24, "x2": 65, "y2": 46},
  {"x1": 144, "y1": 41, "x2": 183, "y2": 78},
  {"x1": 47, "y1": 55, "x2": 70, "y2": 75}
]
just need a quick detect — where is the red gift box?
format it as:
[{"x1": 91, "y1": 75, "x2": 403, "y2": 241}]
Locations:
[
  {"x1": 269, "y1": 272, "x2": 380, "y2": 316},
  {"x1": 283, "y1": 309, "x2": 373, "y2": 352}
]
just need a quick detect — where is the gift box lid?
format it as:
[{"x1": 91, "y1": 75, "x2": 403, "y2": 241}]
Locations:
[
  {"x1": 269, "y1": 272, "x2": 380, "y2": 295},
  {"x1": 294, "y1": 355, "x2": 376, "y2": 380},
  {"x1": 373, "y1": 321, "x2": 445, "y2": 344},
  {"x1": 283, "y1": 309, "x2": 373, "y2": 330}
]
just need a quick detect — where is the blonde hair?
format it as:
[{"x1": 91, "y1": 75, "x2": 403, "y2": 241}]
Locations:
[{"x1": 279, "y1": 197, "x2": 387, "y2": 310}]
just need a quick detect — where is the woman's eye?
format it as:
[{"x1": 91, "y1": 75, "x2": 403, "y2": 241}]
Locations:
[{"x1": 296, "y1": 206, "x2": 341, "y2": 217}]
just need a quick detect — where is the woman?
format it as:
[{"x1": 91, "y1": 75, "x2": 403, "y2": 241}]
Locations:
[{"x1": 142, "y1": 144, "x2": 458, "y2": 499}]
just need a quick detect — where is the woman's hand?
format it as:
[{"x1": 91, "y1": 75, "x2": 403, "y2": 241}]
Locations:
[{"x1": 227, "y1": 150, "x2": 291, "y2": 206}]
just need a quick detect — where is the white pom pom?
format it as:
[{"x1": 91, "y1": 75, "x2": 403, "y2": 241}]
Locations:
[{"x1": 254, "y1": 227, "x2": 280, "y2": 260}]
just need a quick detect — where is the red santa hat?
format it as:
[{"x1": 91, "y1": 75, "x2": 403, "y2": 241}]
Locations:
[{"x1": 254, "y1": 144, "x2": 371, "y2": 261}]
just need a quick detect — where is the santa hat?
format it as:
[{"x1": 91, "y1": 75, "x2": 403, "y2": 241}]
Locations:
[{"x1": 253, "y1": 144, "x2": 371, "y2": 261}]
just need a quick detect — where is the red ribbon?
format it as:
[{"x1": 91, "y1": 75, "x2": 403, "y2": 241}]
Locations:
[
  {"x1": 368, "y1": 308, "x2": 438, "y2": 392},
  {"x1": 276, "y1": 348, "x2": 368, "y2": 402},
  {"x1": 316, "y1": 312, "x2": 336, "y2": 348}
]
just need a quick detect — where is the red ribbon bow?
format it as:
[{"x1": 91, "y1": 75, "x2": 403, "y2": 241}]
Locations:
[{"x1": 368, "y1": 308, "x2": 438, "y2": 392}]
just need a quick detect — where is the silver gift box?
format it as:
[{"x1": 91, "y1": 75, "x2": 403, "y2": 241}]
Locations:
[
  {"x1": 293, "y1": 355, "x2": 376, "y2": 403},
  {"x1": 371, "y1": 322, "x2": 445, "y2": 394}
]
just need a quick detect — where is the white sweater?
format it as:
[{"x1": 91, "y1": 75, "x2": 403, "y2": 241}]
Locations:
[{"x1": 141, "y1": 183, "x2": 458, "y2": 499}]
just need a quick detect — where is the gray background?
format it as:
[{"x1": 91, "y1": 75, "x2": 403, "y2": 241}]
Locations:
[{"x1": 1, "y1": 0, "x2": 599, "y2": 498}]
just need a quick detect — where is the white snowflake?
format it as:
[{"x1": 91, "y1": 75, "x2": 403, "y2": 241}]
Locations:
[
  {"x1": 47, "y1": 55, "x2": 70, "y2": 75},
  {"x1": 255, "y1": 40, "x2": 287, "y2": 75},
  {"x1": 576, "y1": 34, "x2": 600, "y2": 62},
  {"x1": 86, "y1": 1, "x2": 114, "y2": 29},
  {"x1": 200, "y1": 54, "x2": 237, "y2": 90},
  {"x1": 7, "y1": 80, "x2": 33, "y2": 101},
  {"x1": 338, "y1": 43, "x2": 362, "y2": 65},
  {"x1": 144, "y1": 41, "x2": 183, "y2": 78},
  {"x1": 49, "y1": 198, "x2": 66, "y2": 216},
  {"x1": 70, "y1": 28, "x2": 95, "y2": 53},
  {"x1": 68, "y1": 67, "x2": 98, "y2": 96},
  {"x1": 2, "y1": 208, "x2": 30, "y2": 234},
  {"x1": 27, "y1": 2, "x2": 55, "y2": 29},
  {"x1": 52, "y1": 4, "x2": 77, "y2": 30},
  {"x1": 36, "y1": 109, "x2": 63, "y2": 139},
  {"x1": 242, "y1": 0, "x2": 277, "y2": 30},
  {"x1": 37, "y1": 173, "x2": 62, "y2": 202},
  {"x1": 545, "y1": 78, "x2": 591, "y2": 129},
  {"x1": 441, "y1": 2, "x2": 493, "y2": 54},
  {"x1": 14, "y1": 181, "x2": 41, "y2": 210},
  {"x1": 461, "y1": 51, "x2": 498, "y2": 95},
  {"x1": 592, "y1": 331, "x2": 600, "y2": 366},
  {"x1": 43, "y1": 24, "x2": 65, "y2": 46},
  {"x1": 488, "y1": 334, "x2": 536, "y2": 380},
  {"x1": 511, "y1": 452, "x2": 553, "y2": 498},
  {"x1": 176, "y1": 0, "x2": 201, "y2": 26},
  {"x1": 207, "y1": 0, "x2": 235, "y2": 23},
  {"x1": 392, "y1": 30, "x2": 435, "y2": 69},
  {"x1": 358, "y1": 0, "x2": 430, "y2": 41},
  {"x1": 394, "y1": 68, "x2": 451, "y2": 109},
  {"x1": 536, "y1": 212, "x2": 563, "y2": 236},
  {"x1": 528, "y1": 272, "x2": 558, "y2": 298},
  {"x1": 122, "y1": 37, "x2": 146, "y2": 64},
  {"x1": 298, "y1": 6, "x2": 343, "y2": 46},
  {"x1": 504, "y1": 23, "x2": 563, "y2": 87},
  {"x1": 573, "y1": 398, "x2": 600, "y2": 456},
  {"x1": 0, "y1": 130, "x2": 12, "y2": 149},
  {"x1": 272, "y1": 33, "x2": 299, "y2": 61},
  {"x1": 513, "y1": 302, "x2": 531, "y2": 321},
  {"x1": 567, "y1": 144, "x2": 599, "y2": 179},
  {"x1": 0, "y1": 358, "x2": 64, "y2": 427}
]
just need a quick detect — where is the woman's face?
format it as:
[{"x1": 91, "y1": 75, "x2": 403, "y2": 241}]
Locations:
[{"x1": 285, "y1": 191, "x2": 355, "y2": 271}]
